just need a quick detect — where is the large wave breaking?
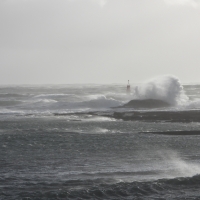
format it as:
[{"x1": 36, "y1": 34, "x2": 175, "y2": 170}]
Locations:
[{"x1": 133, "y1": 75, "x2": 188, "y2": 105}]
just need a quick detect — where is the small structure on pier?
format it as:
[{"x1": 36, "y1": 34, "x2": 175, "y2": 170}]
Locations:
[{"x1": 127, "y1": 80, "x2": 131, "y2": 93}]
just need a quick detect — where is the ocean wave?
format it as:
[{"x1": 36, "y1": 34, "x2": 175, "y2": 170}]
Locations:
[
  {"x1": 2, "y1": 175, "x2": 200, "y2": 199},
  {"x1": 0, "y1": 100, "x2": 23, "y2": 106},
  {"x1": 33, "y1": 93, "x2": 75, "y2": 98},
  {"x1": 31, "y1": 96, "x2": 121, "y2": 111},
  {"x1": 1, "y1": 76, "x2": 200, "y2": 113},
  {"x1": 181, "y1": 99, "x2": 200, "y2": 109},
  {"x1": 0, "y1": 93, "x2": 27, "y2": 97},
  {"x1": 132, "y1": 75, "x2": 188, "y2": 105},
  {"x1": 80, "y1": 95, "x2": 122, "y2": 108},
  {"x1": 0, "y1": 109, "x2": 25, "y2": 115},
  {"x1": 34, "y1": 99, "x2": 58, "y2": 103}
]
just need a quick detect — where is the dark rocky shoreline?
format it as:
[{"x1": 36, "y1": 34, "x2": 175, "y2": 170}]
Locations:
[
  {"x1": 120, "y1": 99, "x2": 170, "y2": 109},
  {"x1": 112, "y1": 110, "x2": 200, "y2": 122},
  {"x1": 54, "y1": 110, "x2": 200, "y2": 123}
]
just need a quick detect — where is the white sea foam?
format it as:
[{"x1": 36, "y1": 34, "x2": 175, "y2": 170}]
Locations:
[
  {"x1": 34, "y1": 93, "x2": 74, "y2": 98},
  {"x1": 133, "y1": 75, "x2": 188, "y2": 105},
  {"x1": 38, "y1": 99, "x2": 57, "y2": 103},
  {"x1": 75, "y1": 95, "x2": 122, "y2": 109},
  {"x1": 83, "y1": 116, "x2": 116, "y2": 122},
  {"x1": 181, "y1": 99, "x2": 200, "y2": 109},
  {"x1": 92, "y1": 127, "x2": 109, "y2": 133},
  {"x1": 0, "y1": 109, "x2": 26, "y2": 115}
]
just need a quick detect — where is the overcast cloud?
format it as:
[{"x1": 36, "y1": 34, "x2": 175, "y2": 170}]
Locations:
[
  {"x1": 0, "y1": 0, "x2": 200, "y2": 84},
  {"x1": 164, "y1": 0, "x2": 200, "y2": 7}
]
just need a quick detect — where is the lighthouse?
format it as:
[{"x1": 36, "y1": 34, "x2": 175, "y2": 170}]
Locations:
[{"x1": 127, "y1": 80, "x2": 131, "y2": 93}]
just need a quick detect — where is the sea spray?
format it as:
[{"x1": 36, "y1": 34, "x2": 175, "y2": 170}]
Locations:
[
  {"x1": 155, "y1": 150, "x2": 200, "y2": 178},
  {"x1": 133, "y1": 75, "x2": 188, "y2": 105}
]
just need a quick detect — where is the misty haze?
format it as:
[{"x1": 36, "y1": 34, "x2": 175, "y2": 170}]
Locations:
[{"x1": 1, "y1": 0, "x2": 200, "y2": 199}]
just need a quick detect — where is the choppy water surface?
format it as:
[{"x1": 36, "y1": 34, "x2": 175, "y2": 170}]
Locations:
[{"x1": 1, "y1": 76, "x2": 200, "y2": 199}]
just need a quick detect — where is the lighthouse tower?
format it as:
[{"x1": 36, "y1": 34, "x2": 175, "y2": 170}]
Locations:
[{"x1": 127, "y1": 80, "x2": 131, "y2": 94}]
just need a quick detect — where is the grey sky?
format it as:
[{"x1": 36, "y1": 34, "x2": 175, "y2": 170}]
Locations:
[{"x1": 0, "y1": 0, "x2": 200, "y2": 84}]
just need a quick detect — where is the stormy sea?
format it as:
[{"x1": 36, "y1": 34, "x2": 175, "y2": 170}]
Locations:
[{"x1": 2, "y1": 75, "x2": 200, "y2": 200}]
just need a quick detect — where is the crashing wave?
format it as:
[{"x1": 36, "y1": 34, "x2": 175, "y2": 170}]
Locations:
[{"x1": 132, "y1": 75, "x2": 188, "y2": 105}]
